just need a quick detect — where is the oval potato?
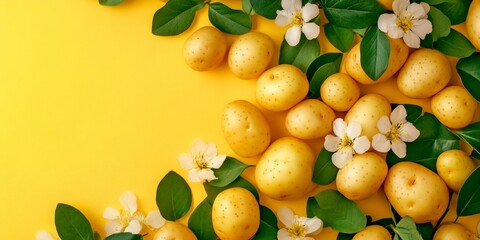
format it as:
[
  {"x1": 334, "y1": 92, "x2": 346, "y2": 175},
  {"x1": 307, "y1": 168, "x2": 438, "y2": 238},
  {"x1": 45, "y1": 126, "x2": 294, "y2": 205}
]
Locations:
[
  {"x1": 154, "y1": 221, "x2": 197, "y2": 240},
  {"x1": 436, "y1": 149, "x2": 476, "y2": 192},
  {"x1": 352, "y1": 225, "x2": 391, "y2": 240},
  {"x1": 433, "y1": 223, "x2": 476, "y2": 240},
  {"x1": 183, "y1": 26, "x2": 227, "y2": 71},
  {"x1": 320, "y1": 73, "x2": 360, "y2": 112},
  {"x1": 285, "y1": 99, "x2": 336, "y2": 140},
  {"x1": 431, "y1": 86, "x2": 477, "y2": 129},
  {"x1": 466, "y1": 0, "x2": 480, "y2": 50}
]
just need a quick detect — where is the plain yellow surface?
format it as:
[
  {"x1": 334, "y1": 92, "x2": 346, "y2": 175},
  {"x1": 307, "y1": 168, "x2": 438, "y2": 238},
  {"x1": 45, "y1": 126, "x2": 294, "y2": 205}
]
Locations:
[{"x1": 0, "y1": 1, "x2": 479, "y2": 239}]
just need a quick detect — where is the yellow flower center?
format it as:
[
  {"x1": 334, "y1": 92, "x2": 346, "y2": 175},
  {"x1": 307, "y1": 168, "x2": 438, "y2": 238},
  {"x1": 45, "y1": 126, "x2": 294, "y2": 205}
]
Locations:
[
  {"x1": 339, "y1": 136, "x2": 354, "y2": 150},
  {"x1": 287, "y1": 221, "x2": 307, "y2": 238},
  {"x1": 386, "y1": 123, "x2": 401, "y2": 141},
  {"x1": 291, "y1": 11, "x2": 304, "y2": 27},
  {"x1": 118, "y1": 209, "x2": 144, "y2": 227},
  {"x1": 194, "y1": 154, "x2": 209, "y2": 169},
  {"x1": 396, "y1": 11, "x2": 413, "y2": 32}
]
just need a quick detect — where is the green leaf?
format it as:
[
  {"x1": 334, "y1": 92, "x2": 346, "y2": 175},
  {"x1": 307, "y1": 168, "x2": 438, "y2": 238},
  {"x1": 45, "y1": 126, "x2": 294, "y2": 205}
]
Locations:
[
  {"x1": 393, "y1": 216, "x2": 423, "y2": 240},
  {"x1": 306, "y1": 53, "x2": 343, "y2": 98},
  {"x1": 104, "y1": 233, "x2": 143, "y2": 240},
  {"x1": 252, "y1": 206, "x2": 279, "y2": 239},
  {"x1": 471, "y1": 150, "x2": 480, "y2": 160},
  {"x1": 312, "y1": 147, "x2": 338, "y2": 185},
  {"x1": 152, "y1": 0, "x2": 205, "y2": 36},
  {"x1": 435, "y1": 0, "x2": 471, "y2": 25},
  {"x1": 188, "y1": 199, "x2": 217, "y2": 240},
  {"x1": 428, "y1": 6, "x2": 451, "y2": 42},
  {"x1": 454, "y1": 122, "x2": 480, "y2": 153},
  {"x1": 204, "y1": 176, "x2": 259, "y2": 205},
  {"x1": 54, "y1": 204, "x2": 94, "y2": 240},
  {"x1": 336, "y1": 233, "x2": 355, "y2": 240},
  {"x1": 421, "y1": 33, "x2": 434, "y2": 48},
  {"x1": 94, "y1": 232, "x2": 101, "y2": 240},
  {"x1": 156, "y1": 171, "x2": 192, "y2": 221},
  {"x1": 392, "y1": 104, "x2": 423, "y2": 123},
  {"x1": 309, "y1": 189, "x2": 366, "y2": 234},
  {"x1": 434, "y1": 28, "x2": 476, "y2": 58},
  {"x1": 99, "y1": 0, "x2": 123, "y2": 6},
  {"x1": 208, "y1": 3, "x2": 252, "y2": 35},
  {"x1": 322, "y1": 0, "x2": 385, "y2": 29},
  {"x1": 417, "y1": 223, "x2": 435, "y2": 240},
  {"x1": 421, "y1": 0, "x2": 455, "y2": 5},
  {"x1": 209, "y1": 156, "x2": 248, "y2": 187},
  {"x1": 324, "y1": 23, "x2": 355, "y2": 52},
  {"x1": 360, "y1": 26, "x2": 390, "y2": 80},
  {"x1": 279, "y1": 35, "x2": 321, "y2": 72},
  {"x1": 250, "y1": 0, "x2": 281, "y2": 19},
  {"x1": 457, "y1": 166, "x2": 480, "y2": 216},
  {"x1": 242, "y1": 0, "x2": 255, "y2": 15},
  {"x1": 457, "y1": 53, "x2": 480, "y2": 102}
]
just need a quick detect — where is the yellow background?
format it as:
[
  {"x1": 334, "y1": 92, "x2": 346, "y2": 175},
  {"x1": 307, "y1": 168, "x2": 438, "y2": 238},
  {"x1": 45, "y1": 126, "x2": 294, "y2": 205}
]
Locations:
[{"x1": 0, "y1": 0, "x2": 478, "y2": 239}]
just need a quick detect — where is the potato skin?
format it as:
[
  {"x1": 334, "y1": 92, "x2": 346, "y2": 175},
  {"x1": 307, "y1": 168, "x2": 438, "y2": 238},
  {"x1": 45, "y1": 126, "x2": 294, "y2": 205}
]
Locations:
[
  {"x1": 211, "y1": 187, "x2": 260, "y2": 240},
  {"x1": 433, "y1": 223, "x2": 476, "y2": 240},
  {"x1": 255, "y1": 137, "x2": 315, "y2": 200},
  {"x1": 320, "y1": 73, "x2": 360, "y2": 112},
  {"x1": 431, "y1": 86, "x2": 477, "y2": 129},
  {"x1": 384, "y1": 162, "x2": 449, "y2": 223},
  {"x1": 397, "y1": 48, "x2": 451, "y2": 99},
  {"x1": 154, "y1": 221, "x2": 197, "y2": 240},
  {"x1": 285, "y1": 99, "x2": 336, "y2": 140},
  {"x1": 228, "y1": 32, "x2": 274, "y2": 79},
  {"x1": 255, "y1": 64, "x2": 309, "y2": 112},
  {"x1": 466, "y1": 0, "x2": 480, "y2": 50},
  {"x1": 352, "y1": 225, "x2": 391, "y2": 240},
  {"x1": 336, "y1": 152, "x2": 388, "y2": 200},
  {"x1": 183, "y1": 26, "x2": 227, "y2": 71},
  {"x1": 436, "y1": 149, "x2": 476, "y2": 192}
]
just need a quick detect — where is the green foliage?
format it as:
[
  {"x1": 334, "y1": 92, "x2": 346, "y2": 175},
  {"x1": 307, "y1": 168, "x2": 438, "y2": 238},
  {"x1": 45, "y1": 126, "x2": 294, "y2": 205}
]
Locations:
[
  {"x1": 252, "y1": 206, "x2": 278, "y2": 239},
  {"x1": 393, "y1": 216, "x2": 423, "y2": 240},
  {"x1": 360, "y1": 26, "x2": 390, "y2": 80},
  {"x1": 454, "y1": 122, "x2": 480, "y2": 153},
  {"x1": 434, "y1": 29, "x2": 476, "y2": 58},
  {"x1": 457, "y1": 53, "x2": 480, "y2": 102},
  {"x1": 55, "y1": 203, "x2": 94, "y2": 240},
  {"x1": 434, "y1": 0, "x2": 471, "y2": 25},
  {"x1": 250, "y1": 0, "x2": 282, "y2": 19},
  {"x1": 428, "y1": 6, "x2": 451, "y2": 42},
  {"x1": 99, "y1": 0, "x2": 123, "y2": 6},
  {"x1": 312, "y1": 147, "x2": 338, "y2": 185},
  {"x1": 188, "y1": 199, "x2": 217, "y2": 240},
  {"x1": 306, "y1": 53, "x2": 343, "y2": 98},
  {"x1": 324, "y1": 23, "x2": 355, "y2": 52},
  {"x1": 204, "y1": 176, "x2": 259, "y2": 205},
  {"x1": 279, "y1": 35, "x2": 321, "y2": 72},
  {"x1": 152, "y1": 0, "x2": 205, "y2": 36},
  {"x1": 457, "y1": 166, "x2": 480, "y2": 217},
  {"x1": 321, "y1": 0, "x2": 385, "y2": 29},
  {"x1": 208, "y1": 3, "x2": 252, "y2": 35},
  {"x1": 104, "y1": 233, "x2": 143, "y2": 240},
  {"x1": 242, "y1": 0, "x2": 255, "y2": 15},
  {"x1": 209, "y1": 156, "x2": 248, "y2": 187},
  {"x1": 156, "y1": 171, "x2": 192, "y2": 221}
]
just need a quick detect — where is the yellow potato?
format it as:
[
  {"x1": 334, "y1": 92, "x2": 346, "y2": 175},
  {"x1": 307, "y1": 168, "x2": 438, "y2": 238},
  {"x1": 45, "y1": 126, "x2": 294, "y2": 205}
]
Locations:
[
  {"x1": 255, "y1": 137, "x2": 315, "y2": 200},
  {"x1": 436, "y1": 149, "x2": 476, "y2": 192},
  {"x1": 320, "y1": 73, "x2": 360, "y2": 112},
  {"x1": 344, "y1": 93, "x2": 391, "y2": 140},
  {"x1": 222, "y1": 100, "x2": 271, "y2": 157},
  {"x1": 466, "y1": 0, "x2": 480, "y2": 50},
  {"x1": 384, "y1": 162, "x2": 449, "y2": 223},
  {"x1": 255, "y1": 64, "x2": 309, "y2": 112},
  {"x1": 285, "y1": 99, "x2": 336, "y2": 140},
  {"x1": 431, "y1": 86, "x2": 478, "y2": 129},
  {"x1": 228, "y1": 32, "x2": 274, "y2": 79},
  {"x1": 345, "y1": 37, "x2": 409, "y2": 85},
  {"x1": 397, "y1": 48, "x2": 451, "y2": 99},
  {"x1": 212, "y1": 187, "x2": 260, "y2": 240},
  {"x1": 433, "y1": 223, "x2": 476, "y2": 240},
  {"x1": 183, "y1": 26, "x2": 227, "y2": 71},
  {"x1": 336, "y1": 152, "x2": 388, "y2": 200},
  {"x1": 154, "y1": 221, "x2": 197, "y2": 240},
  {"x1": 377, "y1": 0, "x2": 393, "y2": 11},
  {"x1": 352, "y1": 225, "x2": 391, "y2": 240}
]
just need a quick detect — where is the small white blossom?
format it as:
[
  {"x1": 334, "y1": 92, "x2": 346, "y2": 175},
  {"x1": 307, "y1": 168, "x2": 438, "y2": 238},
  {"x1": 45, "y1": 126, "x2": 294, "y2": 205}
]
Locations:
[
  {"x1": 324, "y1": 118, "x2": 371, "y2": 168},
  {"x1": 275, "y1": 0, "x2": 320, "y2": 46},
  {"x1": 277, "y1": 207, "x2": 323, "y2": 240},
  {"x1": 377, "y1": 0, "x2": 432, "y2": 48},
  {"x1": 36, "y1": 231, "x2": 57, "y2": 240},
  {"x1": 178, "y1": 139, "x2": 226, "y2": 183},
  {"x1": 372, "y1": 105, "x2": 420, "y2": 158},
  {"x1": 103, "y1": 192, "x2": 165, "y2": 236}
]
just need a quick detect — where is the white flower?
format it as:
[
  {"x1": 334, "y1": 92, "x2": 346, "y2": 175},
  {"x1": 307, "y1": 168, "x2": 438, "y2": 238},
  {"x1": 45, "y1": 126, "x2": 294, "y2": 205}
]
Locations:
[
  {"x1": 103, "y1": 192, "x2": 165, "y2": 236},
  {"x1": 36, "y1": 231, "x2": 57, "y2": 240},
  {"x1": 377, "y1": 0, "x2": 432, "y2": 48},
  {"x1": 178, "y1": 139, "x2": 226, "y2": 182},
  {"x1": 277, "y1": 207, "x2": 323, "y2": 240},
  {"x1": 324, "y1": 118, "x2": 371, "y2": 168},
  {"x1": 372, "y1": 105, "x2": 420, "y2": 158},
  {"x1": 275, "y1": 0, "x2": 320, "y2": 46}
]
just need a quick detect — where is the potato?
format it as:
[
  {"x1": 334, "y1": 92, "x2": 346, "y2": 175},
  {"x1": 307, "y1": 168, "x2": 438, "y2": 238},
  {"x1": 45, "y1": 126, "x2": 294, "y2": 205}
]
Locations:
[
  {"x1": 345, "y1": 37, "x2": 408, "y2": 85},
  {"x1": 436, "y1": 149, "x2": 476, "y2": 192},
  {"x1": 336, "y1": 152, "x2": 388, "y2": 200},
  {"x1": 384, "y1": 162, "x2": 449, "y2": 223},
  {"x1": 255, "y1": 64, "x2": 309, "y2": 111},
  {"x1": 154, "y1": 221, "x2": 197, "y2": 240},
  {"x1": 183, "y1": 26, "x2": 227, "y2": 71},
  {"x1": 352, "y1": 225, "x2": 391, "y2": 240},
  {"x1": 431, "y1": 86, "x2": 478, "y2": 129},
  {"x1": 228, "y1": 32, "x2": 274, "y2": 79},
  {"x1": 433, "y1": 223, "x2": 476, "y2": 240},
  {"x1": 285, "y1": 99, "x2": 336, "y2": 140},
  {"x1": 255, "y1": 137, "x2": 315, "y2": 200},
  {"x1": 222, "y1": 100, "x2": 271, "y2": 158},
  {"x1": 344, "y1": 93, "x2": 391, "y2": 140},
  {"x1": 320, "y1": 73, "x2": 360, "y2": 112},
  {"x1": 212, "y1": 187, "x2": 260, "y2": 240},
  {"x1": 397, "y1": 48, "x2": 451, "y2": 99},
  {"x1": 466, "y1": 0, "x2": 480, "y2": 50}
]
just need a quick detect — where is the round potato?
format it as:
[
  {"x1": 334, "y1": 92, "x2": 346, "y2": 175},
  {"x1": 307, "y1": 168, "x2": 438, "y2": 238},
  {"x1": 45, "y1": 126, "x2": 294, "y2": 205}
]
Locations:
[
  {"x1": 212, "y1": 187, "x2": 260, "y2": 240},
  {"x1": 433, "y1": 223, "x2": 476, "y2": 240},
  {"x1": 154, "y1": 221, "x2": 197, "y2": 240},
  {"x1": 285, "y1": 99, "x2": 336, "y2": 140},
  {"x1": 345, "y1": 37, "x2": 409, "y2": 85},
  {"x1": 466, "y1": 0, "x2": 480, "y2": 50},
  {"x1": 431, "y1": 86, "x2": 478, "y2": 129},
  {"x1": 352, "y1": 225, "x2": 391, "y2": 240},
  {"x1": 336, "y1": 152, "x2": 388, "y2": 200},
  {"x1": 255, "y1": 137, "x2": 315, "y2": 200},
  {"x1": 228, "y1": 32, "x2": 274, "y2": 79},
  {"x1": 183, "y1": 26, "x2": 227, "y2": 71},
  {"x1": 384, "y1": 162, "x2": 449, "y2": 223},
  {"x1": 436, "y1": 149, "x2": 476, "y2": 192},
  {"x1": 397, "y1": 48, "x2": 451, "y2": 99},
  {"x1": 320, "y1": 73, "x2": 360, "y2": 112},
  {"x1": 255, "y1": 64, "x2": 309, "y2": 111},
  {"x1": 344, "y1": 93, "x2": 391, "y2": 140}
]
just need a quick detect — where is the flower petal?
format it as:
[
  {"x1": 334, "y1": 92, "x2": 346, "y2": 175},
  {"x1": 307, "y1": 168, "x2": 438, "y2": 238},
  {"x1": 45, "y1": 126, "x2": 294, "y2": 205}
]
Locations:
[
  {"x1": 36, "y1": 231, "x2": 56, "y2": 240},
  {"x1": 372, "y1": 134, "x2": 392, "y2": 153},
  {"x1": 208, "y1": 155, "x2": 226, "y2": 169},
  {"x1": 387, "y1": 24, "x2": 405, "y2": 39},
  {"x1": 191, "y1": 139, "x2": 207, "y2": 155},
  {"x1": 377, "y1": 115, "x2": 392, "y2": 134},
  {"x1": 304, "y1": 217, "x2": 323, "y2": 234},
  {"x1": 282, "y1": 0, "x2": 301, "y2": 12},
  {"x1": 188, "y1": 168, "x2": 216, "y2": 182},
  {"x1": 277, "y1": 207, "x2": 295, "y2": 228},
  {"x1": 145, "y1": 211, "x2": 166, "y2": 229},
  {"x1": 302, "y1": 22, "x2": 320, "y2": 40},
  {"x1": 332, "y1": 150, "x2": 353, "y2": 168},
  {"x1": 333, "y1": 118, "x2": 347, "y2": 137},
  {"x1": 105, "y1": 220, "x2": 124, "y2": 236},
  {"x1": 178, "y1": 153, "x2": 195, "y2": 171},
  {"x1": 103, "y1": 207, "x2": 120, "y2": 220},
  {"x1": 302, "y1": 3, "x2": 319, "y2": 22},
  {"x1": 124, "y1": 219, "x2": 142, "y2": 234},
  {"x1": 392, "y1": 139, "x2": 407, "y2": 158},
  {"x1": 353, "y1": 136, "x2": 370, "y2": 154},
  {"x1": 399, "y1": 122, "x2": 420, "y2": 142},
  {"x1": 285, "y1": 25, "x2": 302, "y2": 46},
  {"x1": 378, "y1": 14, "x2": 397, "y2": 33},
  {"x1": 403, "y1": 31, "x2": 421, "y2": 48},
  {"x1": 407, "y1": 2, "x2": 428, "y2": 19},
  {"x1": 277, "y1": 228, "x2": 290, "y2": 240},
  {"x1": 275, "y1": 10, "x2": 292, "y2": 27},
  {"x1": 346, "y1": 121, "x2": 362, "y2": 139},
  {"x1": 390, "y1": 105, "x2": 407, "y2": 124},
  {"x1": 393, "y1": 0, "x2": 410, "y2": 15},
  {"x1": 420, "y1": 2, "x2": 430, "y2": 15},
  {"x1": 324, "y1": 135, "x2": 340, "y2": 152},
  {"x1": 120, "y1": 192, "x2": 137, "y2": 214},
  {"x1": 203, "y1": 142, "x2": 218, "y2": 160},
  {"x1": 411, "y1": 19, "x2": 432, "y2": 40}
]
